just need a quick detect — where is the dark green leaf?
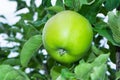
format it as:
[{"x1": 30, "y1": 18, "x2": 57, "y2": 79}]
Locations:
[
  {"x1": 79, "y1": 0, "x2": 105, "y2": 24},
  {"x1": 23, "y1": 24, "x2": 40, "y2": 39},
  {"x1": 64, "y1": 0, "x2": 74, "y2": 8},
  {"x1": 56, "y1": 0, "x2": 64, "y2": 7},
  {"x1": 0, "y1": 15, "x2": 6, "y2": 19},
  {"x1": 31, "y1": 73, "x2": 47, "y2": 80},
  {"x1": 37, "y1": 6, "x2": 46, "y2": 18},
  {"x1": 64, "y1": 0, "x2": 95, "y2": 11},
  {"x1": 16, "y1": 0, "x2": 27, "y2": 10},
  {"x1": 108, "y1": 42, "x2": 116, "y2": 63},
  {"x1": 27, "y1": 15, "x2": 48, "y2": 28},
  {"x1": 64, "y1": 0, "x2": 81, "y2": 11},
  {"x1": 28, "y1": 0, "x2": 36, "y2": 14},
  {"x1": 17, "y1": 13, "x2": 33, "y2": 20},
  {"x1": 104, "y1": 0, "x2": 120, "y2": 11},
  {"x1": 41, "y1": 0, "x2": 52, "y2": 7}
]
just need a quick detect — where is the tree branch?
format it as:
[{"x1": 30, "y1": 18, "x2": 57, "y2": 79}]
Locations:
[{"x1": 116, "y1": 46, "x2": 120, "y2": 71}]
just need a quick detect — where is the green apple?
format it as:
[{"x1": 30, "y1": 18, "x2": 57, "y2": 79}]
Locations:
[{"x1": 42, "y1": 10, "x2": 93, "y2": 64}]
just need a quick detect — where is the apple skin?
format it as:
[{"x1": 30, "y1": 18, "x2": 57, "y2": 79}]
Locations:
[{"x1": 42, "y1": 10, "x2": 93, "y2": 64}]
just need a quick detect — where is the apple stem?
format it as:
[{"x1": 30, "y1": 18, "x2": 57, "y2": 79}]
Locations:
[{"x1": 58, "y1": 48, "x2": 66, "y2": 56}]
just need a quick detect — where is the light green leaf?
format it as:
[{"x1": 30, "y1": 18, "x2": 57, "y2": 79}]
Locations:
[
  {"x1": 50, "y1": 66, "x2": 66, "y2": 80},
  {"x1": 108, "y1": 11, "x2": 120, "y2": 45},
  {"x1": 75, "y1": 54, "x2": 109, "y2": 80},
  {"x1": 93, "y1": 19, "x2": 118, "y2": 46},
  {"x1": 92, "y1": 45, "x2": 104, "y2": 55},
  {"x1": 116, "y1": 71, "x2": 120, "y2": 80},
  {"x1": 61, "y1": 69, "x2": 75, "y2": 79},
  {"x1": 20, "y1": 35, "x2": 42, "y2": 67},
  {"x1": 56, "y1": 75, "x2": 66, "y2": 80},
  {"x1": 2, "y1": 58, "x2": 20, "y2": 66},
  {"x1": 85, "y1": 52, "x2": 97, "y2": 63},
  {"x1": 46, "y1": 6, "x2": 64, "y2": 12},
  {"x1": 90, "y1": 64, "x2": 107, "y2": 80},
  {"x1": 92, "y1": 53, "x2": 109, "y2": 66},
  {"x1": 0, "y1": 65, "x2": 30, "y2": 80},
  {"x1": 74, "y1": 62, "x2": 93, "y2": 80}
]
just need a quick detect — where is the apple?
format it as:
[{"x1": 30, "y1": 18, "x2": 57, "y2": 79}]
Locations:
[{"x1": 42, "y1": 10, "x2": 93, "y2": 64}]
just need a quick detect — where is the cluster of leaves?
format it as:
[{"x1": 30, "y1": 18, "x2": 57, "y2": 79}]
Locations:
[{"x1": 0, "y1": 0, "x2": 120, "y2": 80}]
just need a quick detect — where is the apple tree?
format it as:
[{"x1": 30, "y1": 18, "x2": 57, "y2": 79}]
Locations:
[{"x1": 0, "y1": 0, "x2": 120, "y2": 80}]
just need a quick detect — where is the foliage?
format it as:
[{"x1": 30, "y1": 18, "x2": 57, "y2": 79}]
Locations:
[{"x1": 0, "y1": 0, "x2": 120, "y2": 80}]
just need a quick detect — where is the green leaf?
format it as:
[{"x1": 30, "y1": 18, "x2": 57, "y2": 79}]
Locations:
[
  {"x1": 17, "y1": 13, "x2": 33, "y2": 20},
  {"x1": 74, "y1": 62, "x2": 93, "y2": 80},
  {"x1": 20, "y1": 35, "x2": 42, "y2": 67},
  {"x1": 75, "y1": 54, "x2": 109, "y2": 80},
  {"x1": 29, "y1": 0, "x2": 36, "y2": 13},
  {"x1": 2, "y1": 58, "x2": 20, "y2": 66},
  {"x1": 108, "y1": 42, "x2": 116, "y2": 63},
  {"x1": 64, "y1": 0, "x2": 80, "y2": 11},
  {"x1": 79, "y1": 0, "x2": 95, "y2": 8},
  {"x1": 24, "y1": 24, "x2": 40, "y2": 39},
  {"x1": 64, "y1": 0, "x2": 74, "y2": 8},
  {"x1": 79, "y1": 0, "x2": 105, "y2": 24},
  {"x1": 56, "y1": 75, "x2": 66, "y2": 80},
  {"x1": 92, "y1": 53, "x2": 109, "y2": 66},
  {"x1": 50, "y1": 66, "x2": 66, "y2": 80},
  {"x1": 56, "y1": 0, "x2": 64, "y2": 7},
  {"x1": 61, "y1": 69, "x2": 75, "y2": 79},
  {"x1": 46, "y1": 6, "x2": 64, "y2": 13},
  {"x1": 0, "y1": 65, "x2": 29, "y2": 80},
  {"x1": 15, "y1": 0, "x2": 27, "y2": 10},
  {"x1": 108, "y1": 11, "x2": 120, "y2": 45},
  {"x1": 90, "y1": 64, "x2": 107, "y2": 80},
  {"x1": 92, "y1": 45, "x2": 104, "y2": 55},
  {"x1": 27, "y1": 19, "x2": 46, "y2": 28},
  {"x1": 104, "y1": 0, "x2": 120, "y2": 11},
  {"x1": 64, "y1": 0, "x2": 95, "y2": 11},
  {"x1": 31, "y1": 73, "x2": 47, "y2": 80},
  {"x1": 41, "y1": 0, "x2": 52, "y2": 7},
  {"x1": 85, "y1": 52, "x2": 97, "y2": 63},
  {"x1": 93, "y1": 20, "x2": 118, "y2": 46},
  {"x1": 116, "y1": 71, "x2": 120, "y2": 80}
]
